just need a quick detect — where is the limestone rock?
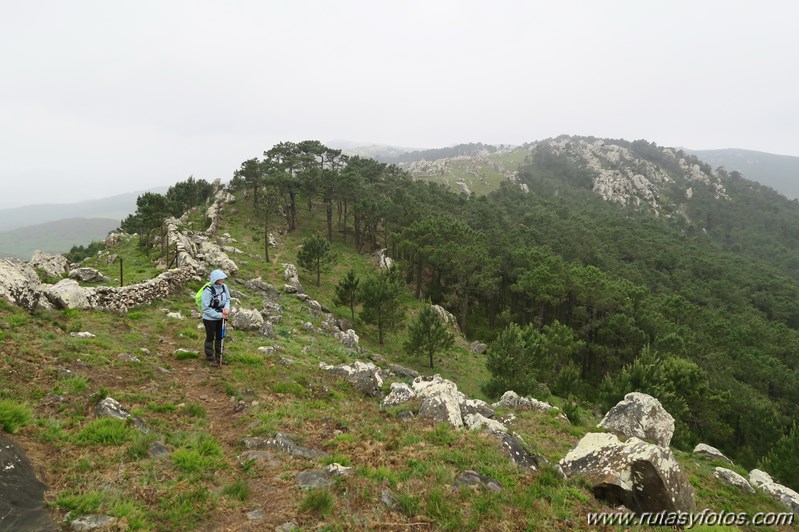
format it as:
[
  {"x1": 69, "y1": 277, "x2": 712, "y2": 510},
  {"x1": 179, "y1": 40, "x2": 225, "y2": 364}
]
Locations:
[
  {"x1": 460, "y1": 398, "x2": 495, "y2": 419},
  {"x1": 749, "y1": 469, "x2": 799, "y2": 515},
  {"x1": 412, "y1": 375, "x2": 463, "y2": 428},
  {"x1": 296, "y1": 470, "x2": 334, "y2": 489},
  {"x1": 68, "y1": 267, "x2": 109, "y2": 283},
  {"x1": 714, "y1": 467, "x2": 754, "y2": 494},
  {"x1": 243, "y1": 433, "x2": 327, "y2": 460},
  {"x1": 498, "y1": 432, "x2": 540, "y2": 471},
  {"x1": 430, "y1": 304, "x2": 460, "y2": 332},
  {"x1": 454, "y1": 470, "x2": 502, "y2": 492},
  {"x1": 44, "y1": 279, "x2": 91, "y2": 309},
  {"x1": 559, "y1": 432, "x2": 695, "y2": 514},
  {"x1": 380, "y1": 382, "x2": 416, "y2": 407},
  {"x1": 70, "y1": 515, "x2": 117, "y2": 531},
  {"x1": 333, "y1": 329, "x2": 359, "y2": 350},
  {"x1": 492, "y1": 391, "x2": 558, "y2": 413},
  {"x1": 319, "y1": 361, "x2": 383, "y2": 397},
  {"x1": 0, "y1": 258, "x2": 50, "y2": 311},
  {"x1": 229, "y1": 307, "x2": 264, "y2": 332},
  {"x1": 693, "y1": 443, "x2": 733, "y2": 464},
  {"x1": 28, "y1": 250, "x2": 70, "y2": 279},
  {"x1": 599, "y1": 392, "x2": 675, "y2": 447},
  {"x1": 469, "y1": 341, "x2": 487, "y2": 354},
  {"x1": 464, "y1": 413, "x2": 507, "y2": 434}
]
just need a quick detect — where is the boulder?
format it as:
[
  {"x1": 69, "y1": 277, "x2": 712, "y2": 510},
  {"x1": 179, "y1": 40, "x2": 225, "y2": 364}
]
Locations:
[
  {"x1": 282, "y1": 263, "x2": 304, "y2": 294},
  {"x1": 464, "y1": 413, "x2": 507, "y2": 434},
  {"x1": 492, "y1": 391, "x2": 558, "y2": 413},
  {"x1": 28, "y1": 250, "x2": 70, "y2": 279},
  {"x1": 693, "y1": 443, "x2": 733, "y2": 464},
  {"x1": 296, "y1": 470, "x2": 334, "y2": 489},
  {"x1": 244, "y1": 433, "x2": 327, "y2": 460},
  {"x1": 431, "y1": 304, "x2": 460, "y2": 333},
  {"x1": 0, "y1": 433, "x2": 55, "y2": 531},
  {"x1": 0, "y1": 258, "x2": 50, "y2": 311},
  {"x1": 498, "y1": 432, "x2": 541, "y2": 471},
  {"x1": 460, "y1": 398, "x2": 495, "y2": 419},
  {"x1": 749, "y1": 469, "x2": 799, "y2": 515},
  {"x1": 229, "y1": 307, "x2": 264, "y2": 332},
  {"x1": 43, "y1": 279, "x2": 91, "y2": 309},
  {"x1": 70, "y1": 515, "x2": 117, "y2": 531},
  {"x1": 412, "y1": 375, "x2": 463, "y2": 428},
  {"x1": 714, "y1": 467, "x2": 754, "y2": 494},
  {"x1": 598, "y1": 392, "x2": 675, "y2": 447},
  {"x1": 469, "y1": 341, "x2": 487, "y2": 354},
  {"x1": 381, "y1": 382, "x2": 416, "y2": 407},
  {"x1": 333, "y1": 329, "x2": 359, "y2": 350},
  {"x1": 197, "y1": 240, "x2": 238, "y2": 274},
  {"x1": 319, "y1": 361, "x2": 383, "y2": 397},
  {"x1": 559, "y1": 432, "x2": 695, "y2": 514},
  {"x1": 68, "y1": 267, "x2": 109, "y2": 283},
  {"x1": 95, "y1": 397, "x2": 130, "y2": 420}
]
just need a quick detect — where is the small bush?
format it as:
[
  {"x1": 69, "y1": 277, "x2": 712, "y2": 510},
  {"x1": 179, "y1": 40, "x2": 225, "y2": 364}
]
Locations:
[
  {"x1": 75, "y1": 418, "x2": 134, "y2": 446},
  {"x1": 299, "y1": 489, "x2": 334, "y2": 517},
  {"x1": 0, "y1": 400, "x2": 33, "y2": 433}
]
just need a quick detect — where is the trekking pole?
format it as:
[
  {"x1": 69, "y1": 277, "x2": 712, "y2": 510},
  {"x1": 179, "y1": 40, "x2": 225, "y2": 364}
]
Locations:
[{"x1": 219, "y1": 318, "x2": 226, "y2": 367}]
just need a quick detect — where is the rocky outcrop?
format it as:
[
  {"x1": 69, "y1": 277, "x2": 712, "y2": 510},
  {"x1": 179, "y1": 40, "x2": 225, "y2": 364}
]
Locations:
[
  {"x1": 412, "y1": 375, "x2": 464, "y2": 427},
  {"x1": 319, "y1": 361, "x2": 383, "y2": 397},
  {"x1": 714, "y1": 467, "x2": 754, "y2": 494},
  {"x1": 431, "y1": 305, "x2": 460, "y2": 333},
  {"x1": 28, "y1": 250, "x2": 70, "y2": 279},
  {"x1": 559, "y1": 432, "x2": 695, "y2": 514},
  {"x1": 0, "y1": 258, "x2": 51, "y2": 311},
  {"x1": 492, "y1": 391, "x2": 559, "y2": 413},
  {"x1": 381, "y1": 382, "x2": 416, "y2": 407},
  {"x1": 499, "y1": 432, "x2": 541, "y2": 471},
  {"x1": 598, "y1": 392, "x2": 675, "y2": 447},
  {"x1": 244, "y1": 433, "x2": 327, "y2": 460},
  {"x1": 282, "y1": 263, "x2": 304, "y2": 294},
  {"x1": 454, "y1": 470, "x2": 502, "y2": 492},
  {"x1": 749, "y1": 469, "x2": 799, "y2": 515},
  {"x1": 464, "y1": 413, "x2": 507, "y2": 434},
  {"x1": 0, "y1": 434, "x2": 55, "y2": 531},
  {"x1": 333, "y1": 329, "x2": 359, "y2": 350}
]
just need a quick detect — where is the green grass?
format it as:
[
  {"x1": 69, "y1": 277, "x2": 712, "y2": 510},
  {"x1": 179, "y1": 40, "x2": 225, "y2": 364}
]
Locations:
[
  {"x1": 221, "y1": 479, "x2": 250, "y2": 501},
  {"x1": 299, "y1": 488, "x2": 335, "y2": 517},
  {"x1": 0, "y1": 399, "x2": 33, "y2": 433},
  {"x1": 75, "y1": 418, "x2": 134, "y2": 445}
]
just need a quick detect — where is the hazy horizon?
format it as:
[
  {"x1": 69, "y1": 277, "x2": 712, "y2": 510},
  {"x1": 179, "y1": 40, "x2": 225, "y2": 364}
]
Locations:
[{"x1": 3, "y1": 1, "x2": 798, "y2": 209}]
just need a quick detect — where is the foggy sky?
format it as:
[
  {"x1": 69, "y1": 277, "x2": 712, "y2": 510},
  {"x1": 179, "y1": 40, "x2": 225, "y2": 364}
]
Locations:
[{"x1": 2, "y1": 1, "x2": 797, "y2": 209}]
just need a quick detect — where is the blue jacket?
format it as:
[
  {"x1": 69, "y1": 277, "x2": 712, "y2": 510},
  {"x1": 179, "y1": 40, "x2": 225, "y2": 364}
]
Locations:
[{"x1": 202, "y1": 270, "x2": 231, "y2": 321}]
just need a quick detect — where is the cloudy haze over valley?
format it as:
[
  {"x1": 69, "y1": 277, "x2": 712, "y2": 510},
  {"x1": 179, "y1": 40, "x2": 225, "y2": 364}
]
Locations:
[{"x1": 1, "y1": 0, "x2": 797, "y2": 209}]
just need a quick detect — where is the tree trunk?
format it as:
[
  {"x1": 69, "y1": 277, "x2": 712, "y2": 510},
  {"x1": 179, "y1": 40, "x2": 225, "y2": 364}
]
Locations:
[{"x1": 326, "y1": 201, "x2": 333, "y2": 241}]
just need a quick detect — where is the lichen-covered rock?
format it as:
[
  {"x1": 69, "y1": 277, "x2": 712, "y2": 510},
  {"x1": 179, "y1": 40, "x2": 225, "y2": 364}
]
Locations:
[
  {"x1": 28, "y1": 250, "x2": 70, "y2": 279},
  {"x1": 0, "y1": 433, "x2": 54, "y2": 531},
  {"x1": 693, "y1": 443, "x2": 733, "y2": 464},
  {"x1": 333, "y1": 329, "x2": 359, "y2": 350},
  {"x1": 460, "y1": 398, "x2": 495, "y2": 419},
  {"x1": 749, "y1": 469, "x2": 799, "y2": 515},
  {"x1": 464, "y1": 413, "x2": 507, "y2": 434},
  {"x1": 68, "y1": 267, "x2": 109, "y2": 283},
  {"x1": 95, "y1": 397, "x2": 131, "y2": 420},
  {"x1": 319, "y1": 361, "x2": 383, "y2": 397},
  {"x1": 0, "y1": 257, "x2": 50, "y2": 311},
  {"x1": 598, "y1": 392, "x2": 675, "y2": 447},
  {"x1": 498, "y1": 432, "x2": 541, "y2": 471},
  {"x1": 244, "y1": 433, "x2": 327, "y2": 460},
  {"x1": 492, "y1": 391, "x2": 558, "y2": 413},
  {"x1": 229, "y1": 307, "x2": 264, "y2": 332},
  {"x1": 197, "y1": 241, "x2": 238, "y2": 274},
  {"x1": 714, "y1": 467, "x2": 754, "y2": 494},
  {"x1": 469, "y1": 341, "x2": 487, "y2": 354},
  {"x1": 412, "y1": 375, "x2": 463, "y2": 428},
  {"x1": 559, "y1": 432, "x2": 695, "y2": 514},
  {"x1": 454, "y1": 470, "x2": 502, "y2": 492},
  {"x1": 44, "y1": 279, "x2": 91, "y2": 309},
  {"x1": 380, "y1": 382, "x2": 416, "y2": 407},
  {"x1": 430, "y1": 304, "x2": 460, "y2": 332}
]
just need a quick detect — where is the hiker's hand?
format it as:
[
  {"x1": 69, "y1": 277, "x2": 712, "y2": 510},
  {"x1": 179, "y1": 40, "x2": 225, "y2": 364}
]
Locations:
[{"x1": 222, "y1": 308, "x2": 230, "y2": 318}]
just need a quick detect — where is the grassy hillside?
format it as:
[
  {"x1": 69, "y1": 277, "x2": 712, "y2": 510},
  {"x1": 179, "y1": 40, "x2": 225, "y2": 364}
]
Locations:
[
  {"x1": 0, "y1": 192, "x2": 794, "y2": 530},
  {"x1": 0, "y1": 217, "x2": 119, "y2": 260}
]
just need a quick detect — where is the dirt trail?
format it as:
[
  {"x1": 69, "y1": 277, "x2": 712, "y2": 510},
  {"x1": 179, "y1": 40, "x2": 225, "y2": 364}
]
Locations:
[{"x1": 170, "y1": 359, "x2": 299, "y2": 530}]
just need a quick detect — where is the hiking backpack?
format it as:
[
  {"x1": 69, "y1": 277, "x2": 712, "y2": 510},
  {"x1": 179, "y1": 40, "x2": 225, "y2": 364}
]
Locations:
[{"x1": 195, "y1": 283, "x2": 212, "y2": 312}]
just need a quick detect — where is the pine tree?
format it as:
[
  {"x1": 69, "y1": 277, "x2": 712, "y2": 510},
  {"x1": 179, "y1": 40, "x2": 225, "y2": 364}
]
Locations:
[
  {"x1": 296, "y1": 233, "x2": 336, "y2": 286},
  {"x1": 404, "y1": 305, "x2": 454, "y2": 369},
  {"x1": 359, "y1": 267, "x2": 405, "y2": 344},
  {"x1": 334, "y1": 269, "x2": 360, "y2": 320}
]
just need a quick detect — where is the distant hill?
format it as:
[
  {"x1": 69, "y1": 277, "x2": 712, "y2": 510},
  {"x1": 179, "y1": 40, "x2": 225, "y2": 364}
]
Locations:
[
  {"x1": 686, "y1": 148, "x2": 799, "y2": 199},
  {"x1": 0, "y1": 217, "x2": 120, "y2": 259},
  {"x1": 0, "y1": 187, "x2": 168, "y2": 232}
]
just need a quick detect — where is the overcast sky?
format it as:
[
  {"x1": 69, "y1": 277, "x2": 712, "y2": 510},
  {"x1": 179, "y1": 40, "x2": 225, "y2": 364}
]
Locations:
[{"x1": 2, "y1": 1, "x2": 797, "y2": 209}]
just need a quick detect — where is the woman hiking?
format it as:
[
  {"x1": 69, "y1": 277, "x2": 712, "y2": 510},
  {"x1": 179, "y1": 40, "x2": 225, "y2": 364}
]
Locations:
[{"x1": 202, "y1": 269, "x2": 231, "y2": 365}]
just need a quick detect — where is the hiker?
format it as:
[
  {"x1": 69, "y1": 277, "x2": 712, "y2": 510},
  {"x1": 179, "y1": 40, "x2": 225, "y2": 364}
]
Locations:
[{"x1": 202, "y1": 269, "x2": 231, "y2": 364}]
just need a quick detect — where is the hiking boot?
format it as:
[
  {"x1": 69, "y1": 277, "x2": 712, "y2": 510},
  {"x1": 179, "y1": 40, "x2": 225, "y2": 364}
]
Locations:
[{"x1": 215, "y1": 357, "x2": 229, "y2": 365}]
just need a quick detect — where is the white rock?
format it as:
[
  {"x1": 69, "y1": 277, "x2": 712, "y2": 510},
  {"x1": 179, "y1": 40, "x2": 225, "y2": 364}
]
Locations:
[
  {"x1": 598, "y1": 392, "x2": 675, "y2": 447},
  {"x1": 714, "y1": 467, "x2": 754, "y2": 494},
  {"x1": 464, "y1": 413, "x2": 507, "y2": 434}
]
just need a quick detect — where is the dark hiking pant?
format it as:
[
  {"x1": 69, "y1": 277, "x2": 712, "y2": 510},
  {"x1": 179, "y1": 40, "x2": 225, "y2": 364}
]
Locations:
[{"x1": 203, "y1": 319, "x2": 223, "y2": 360}]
